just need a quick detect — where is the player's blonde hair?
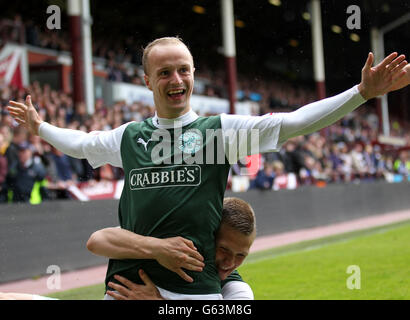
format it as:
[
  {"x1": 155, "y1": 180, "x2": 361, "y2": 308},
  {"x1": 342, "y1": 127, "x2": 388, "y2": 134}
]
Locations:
[
  {"x1": 142, "y1": 36, "x2": 194, "y2": 75},
  {"x1": 220, "y1": 197, "x2": 256, "y2": 236}
]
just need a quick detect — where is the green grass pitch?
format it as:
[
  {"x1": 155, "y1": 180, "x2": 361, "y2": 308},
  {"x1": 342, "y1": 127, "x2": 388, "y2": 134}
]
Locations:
[{"x1": 48, "y1": 220, "x2": 410, "y2": 300}]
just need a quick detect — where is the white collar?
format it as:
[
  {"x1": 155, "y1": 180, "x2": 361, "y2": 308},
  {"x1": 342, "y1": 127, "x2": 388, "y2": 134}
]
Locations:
[{"x1": 152, "y1": 109, "x2": 199, "y2": 129}]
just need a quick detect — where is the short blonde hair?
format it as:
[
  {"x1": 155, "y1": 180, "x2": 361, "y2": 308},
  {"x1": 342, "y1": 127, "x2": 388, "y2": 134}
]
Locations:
[
  {"x1": 272, "y1": 161, "x2": 284, "y2": 171},
  {"x1": 142, "y1": 36, "x2": 193, "y2": 75},
  {"x1": 221, "y1": 197, "x2": 256, "y2": 236}
]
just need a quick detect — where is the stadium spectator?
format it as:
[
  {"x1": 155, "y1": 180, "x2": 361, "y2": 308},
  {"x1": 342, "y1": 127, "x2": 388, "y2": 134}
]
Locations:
[
  {"x1": 0, "y1": 125, "x2": 11, "y2": 154},
  {"x1": 251, "y1": 162, "x2": 275, "y2": 190},
  {"x1": 12, "y1": 142, "x2": 47, "y2": 203},
  {"x1": 1, "y1": 126, "x2": 28, "y2": 201},
  {"x1": 362, "y1": 143, "x2": 378, "y2": 180},
  {"x1": 351, "y1": 143, "x2": 367, "y2": 180},
  {"x1": 0, "y1": 15, "x2": 25, "y2": 44},
  {"x1": 300, "y1": 155, "x2": 320, "y2": 186},
  {"x1": 46, "y1": 145, "x2": 77, "y2": 199},
  {"x1": 0, "y1": 109, "x2": 15, "y2": 131},
  {"x1": 272, "y1": 160, "x2": 298, "y2": 191},
  {"x1": 24, "y1": 19, "x2": 40, "y2": 47},
  {"x1": 394, "y1": 150, "x2": 410, "y2": 178},
  {"x1": 371, "y1": 145, "x2": 385, "y2": 180},
  {"x1": 339, "y1": 142, "x2": 354, "y2": 182},
  {"x1": 278, "y1": 140, "x2": 305, "y2": 183},
  {"x1": 328, "y1": 143, "x2": 344, "y2": 182},
  {"x1": 70, "y1": 102, "x2": 89, "y2": 124}
]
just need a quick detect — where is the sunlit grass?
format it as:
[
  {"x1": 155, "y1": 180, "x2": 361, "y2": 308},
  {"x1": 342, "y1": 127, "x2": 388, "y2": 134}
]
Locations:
[{"x1": 48, "y1": 220, "x2": 410, "y2": 300}]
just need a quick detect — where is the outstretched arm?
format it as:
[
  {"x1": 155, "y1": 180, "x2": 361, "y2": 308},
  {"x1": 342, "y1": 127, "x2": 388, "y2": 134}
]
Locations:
[
  {"x1": 357, "y1": 52, "x2": 407, "y2": 99},
  {"x1": 7, "y1": 95, "x2": 126, "y2": 168},
  {"x1": 221, "y1": 52, "x2": 408, "y2": 159},
  {"x1": 87, "y1": 227, "x2": 204, "y2": 283},
  {"x1": 279, "y1": 52, "x2": 407, "y2": 142}
]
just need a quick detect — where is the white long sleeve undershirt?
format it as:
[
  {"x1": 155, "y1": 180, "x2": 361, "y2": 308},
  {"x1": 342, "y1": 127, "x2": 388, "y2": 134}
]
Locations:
[
  {"x1": 220, "y1": 85, "x2": 366, "y2": 160},
  {"x1": 278, "y1": 84, "x2": 366, "y2": 143},
  {"x1": 39, "y1": 121, "x2": 130, "y2": 168},
  {"x1": 39, "y1": 85, "x2": 366, "y2": 168}
]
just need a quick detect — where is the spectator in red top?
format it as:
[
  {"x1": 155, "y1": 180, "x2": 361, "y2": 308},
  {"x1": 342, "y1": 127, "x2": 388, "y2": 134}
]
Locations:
[{"x1": 0, "y1": 132, "x2": 8, "y2": 202}]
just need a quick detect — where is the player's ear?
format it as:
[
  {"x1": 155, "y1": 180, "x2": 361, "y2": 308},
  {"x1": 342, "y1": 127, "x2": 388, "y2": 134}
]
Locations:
[{"x1": 144, "y1": 74, "x2": 152, "y2": 91}]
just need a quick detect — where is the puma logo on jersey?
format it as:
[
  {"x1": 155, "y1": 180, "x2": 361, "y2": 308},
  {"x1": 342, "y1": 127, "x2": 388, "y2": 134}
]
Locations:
[{"x1": 137, "y1": 138, "x2": 152, "y2": 151}]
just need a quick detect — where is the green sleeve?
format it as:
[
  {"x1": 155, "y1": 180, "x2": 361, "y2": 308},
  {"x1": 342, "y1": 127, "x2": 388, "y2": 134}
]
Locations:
[{"x1": 221, "y1": 270, "x2": 243, "y2": 288}]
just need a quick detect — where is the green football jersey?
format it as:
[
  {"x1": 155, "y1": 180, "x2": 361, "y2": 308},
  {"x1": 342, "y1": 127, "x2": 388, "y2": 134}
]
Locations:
[{"x1": 105, "y1": 115, "x2": 231, "y2": 294}]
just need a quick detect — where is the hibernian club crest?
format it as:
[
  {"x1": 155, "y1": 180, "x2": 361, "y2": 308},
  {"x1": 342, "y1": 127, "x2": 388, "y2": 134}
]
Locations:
[{"x1": 178, "y1": 130, "x2": 202, "y2": 154}]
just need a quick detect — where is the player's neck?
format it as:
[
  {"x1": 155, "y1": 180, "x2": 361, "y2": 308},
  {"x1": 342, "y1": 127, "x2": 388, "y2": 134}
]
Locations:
[
  {"x1": 156, "y1": 106, "x2": 191, "y2": 119},
  {"x1": 153, "y1": 109, "x2": 198, "y2": 129}
]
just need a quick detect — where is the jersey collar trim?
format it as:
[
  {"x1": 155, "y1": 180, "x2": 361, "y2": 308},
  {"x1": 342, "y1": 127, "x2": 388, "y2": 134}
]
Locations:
[{"x1": 152, "y1": 110, "x2": 199, "y2": 129}]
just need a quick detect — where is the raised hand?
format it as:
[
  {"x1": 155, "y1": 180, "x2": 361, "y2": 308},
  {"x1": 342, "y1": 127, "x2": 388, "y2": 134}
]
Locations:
[
  {"x1": 153, "y1": 236, "x2": 205, "y2": 283},
  {"x1": 7, "y1": 95, "x2": 43, "y2": 135},
  {"x1": 358, "y1": 52, "x2": 407, "y2": 100}
]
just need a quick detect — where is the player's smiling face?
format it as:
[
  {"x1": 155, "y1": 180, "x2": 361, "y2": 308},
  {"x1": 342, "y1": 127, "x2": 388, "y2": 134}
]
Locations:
[
  {"x1": 144, "y1": 43, "x2": 195, "y2": 119},
  {"x1": 215, "y1": 224, "x2": 255, "y2": 281}
]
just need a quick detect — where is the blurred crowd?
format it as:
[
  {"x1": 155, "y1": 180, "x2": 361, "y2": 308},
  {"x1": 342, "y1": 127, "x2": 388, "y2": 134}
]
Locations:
[
  {"x1": 1, "y1": 81, "x2": 409, "y2": 204},
  {"x1": 0, "y1": 16, "x2": 409, "y2": 204},
  {"x1": 0, "y1": 16, "x2": 317, "y2": 112},
  {"x1": 0, "y1": 81, "x2": 155, "y2": 203},
  {"x1": 245, "y1": 109, "x2": 410, "y2": 191}
]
